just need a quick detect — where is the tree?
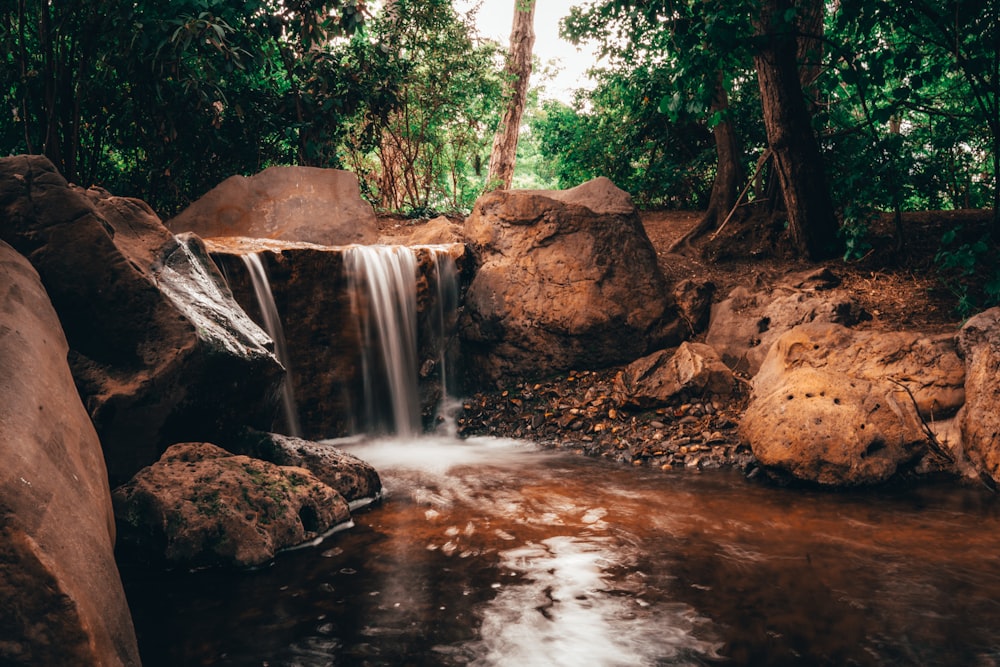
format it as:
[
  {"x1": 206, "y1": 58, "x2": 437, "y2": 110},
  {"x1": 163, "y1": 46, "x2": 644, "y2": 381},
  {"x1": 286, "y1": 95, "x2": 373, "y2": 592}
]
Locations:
[
  {"x1": 339, "y1": 0, "x2": 503, "y2": 211},
  {"x1": 753, "y1": 0, "x2": 841, "y2": 259},
  {"x1": 0, "y1": 0, "x2": 369, "y2": 215},
  {"x1": 487, "y1": 0, "x2": 536, "y2": 190}
]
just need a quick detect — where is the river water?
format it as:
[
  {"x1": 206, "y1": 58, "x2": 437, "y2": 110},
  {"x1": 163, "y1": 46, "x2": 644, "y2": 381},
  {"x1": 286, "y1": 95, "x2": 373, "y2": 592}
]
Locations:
[{"x1": 121, "y1": 436, "x2": 1000, "y2": 666}]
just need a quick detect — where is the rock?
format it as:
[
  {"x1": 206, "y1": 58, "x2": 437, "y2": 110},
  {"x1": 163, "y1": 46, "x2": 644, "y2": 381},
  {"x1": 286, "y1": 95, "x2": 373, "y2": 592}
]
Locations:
[
  {"x1": 167, "y1": 165, "x2": 378, "y2": 245},
  {"x1": 957, "y1": 308, "x2": 1000, "y2": 484},
  {"x1": 0, "y1": 155, "x2": 284, "y2": 484},
  {"x1": 236, "y1": 430, "x2": 382, "y2": 501},
  {"x1": 613, "y1": 342, "x2": 735, "y2": 409},
  {"x1": 741, "y1": 322, "x2": 964, "y2": 485},
  {"x1": 208, "y1": 238, "x2": 470, "y2": 437},
  {"x1": 706, "y1": 283, "x2": 869, "y2": 375},
  {"x1": 460, "y1": 178, "x2": 684, "y2": 385},
  {"x1": 0, "y1": 241, "x2": 140, "y2": 666},
  {"x1": 672, "y1": 279, "x2": 716, "y2": 336},
  {"x1": 112, "y1": 443, "x2": 351, "y2": 568},
  {"x1": 380, "y1": 215, "x2": 466, "y2": 245}
]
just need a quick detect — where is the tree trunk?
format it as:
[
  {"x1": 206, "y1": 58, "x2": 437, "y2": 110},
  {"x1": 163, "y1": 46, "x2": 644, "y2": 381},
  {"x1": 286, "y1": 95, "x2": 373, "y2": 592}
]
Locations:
[
  {"x1": 753, "y1": 0, "x2": 841, "y2": 260},
  {"x1": 667, "y1": 82, "x2": 744, "y2": 253},
  {"x1": 487, "y1": 0, "x2": 536, "y2": 190},
  {"x1": 702, "y1": 85, "x2": 745, "y2": 228}
]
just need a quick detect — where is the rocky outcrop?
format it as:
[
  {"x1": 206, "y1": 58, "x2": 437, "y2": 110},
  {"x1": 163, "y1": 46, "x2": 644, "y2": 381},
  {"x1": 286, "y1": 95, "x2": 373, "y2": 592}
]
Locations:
[
  {"x1": 460, "y1": 178, "x2": 684, "y2": 385},
  {"x1": 112, "y1": 443, "x2": 352, "y2": 568},
  {"x1": 613, "y1": 342, "x2": 735, "y2": 410},
  {"x1": 236, "y1": 430, "x2": 382, "y2": 501},
  {"x1": 1, "y1": 241, "x2": 140, "y2": 666},
  {"x1": 706, "y1": 274, "x2": 869, "y2": 375},
  {"x1": 0, "y1": 155, "x2": 284, "y2": 484},
  {"x1": 957, "y1": 308, "x2": 1000, "y2": 484},
  {"x1": 167, "y1": 165, "x2": 378, "y2": 245},
  {"x1": 208, "y1": 237, "x2": 470, "y2": 437},
  {"x1": 741, "y1": 322, "x2": 964, "y2": 485}
]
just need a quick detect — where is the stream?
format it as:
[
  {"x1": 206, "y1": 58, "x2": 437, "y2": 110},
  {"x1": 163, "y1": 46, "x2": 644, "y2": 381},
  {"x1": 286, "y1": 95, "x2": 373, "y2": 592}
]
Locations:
[{"x1": 121, "y1": 435, "x2": 1000, "y2": 666}]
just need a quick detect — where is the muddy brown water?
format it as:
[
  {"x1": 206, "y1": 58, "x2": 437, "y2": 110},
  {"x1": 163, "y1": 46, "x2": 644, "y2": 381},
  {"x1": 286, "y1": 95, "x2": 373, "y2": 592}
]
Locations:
[{"x1": 120, "y1": 436, "x2": 1000, "y2": 666}]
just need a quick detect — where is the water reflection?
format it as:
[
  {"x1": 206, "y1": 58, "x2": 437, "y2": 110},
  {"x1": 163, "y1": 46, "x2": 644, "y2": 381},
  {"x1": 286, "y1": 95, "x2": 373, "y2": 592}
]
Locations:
[{"x1": 121, "y1": 436, "x2": 1000, "y2": 666}]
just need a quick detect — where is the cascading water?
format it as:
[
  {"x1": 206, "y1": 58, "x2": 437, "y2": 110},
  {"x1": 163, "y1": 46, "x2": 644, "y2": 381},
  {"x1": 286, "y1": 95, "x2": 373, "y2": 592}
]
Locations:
[
  {"x1": 428, "y1": 248, "x2": 460, "y2": 434},
  {"x1": 345, "y1": 245, "x2": 459, "y2": 438},
  {"x1": 346, "y1": 245, "x2": 421, "y2": 437},
  {"x1": 240, "y1": 252, "x2": 302, "y2": 437}
]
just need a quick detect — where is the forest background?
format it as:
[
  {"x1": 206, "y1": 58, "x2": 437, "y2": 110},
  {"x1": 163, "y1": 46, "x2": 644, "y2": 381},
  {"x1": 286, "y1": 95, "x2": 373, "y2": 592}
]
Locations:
[{"x1": 2, "y1": 0, "x2": 998, "y2": 312}]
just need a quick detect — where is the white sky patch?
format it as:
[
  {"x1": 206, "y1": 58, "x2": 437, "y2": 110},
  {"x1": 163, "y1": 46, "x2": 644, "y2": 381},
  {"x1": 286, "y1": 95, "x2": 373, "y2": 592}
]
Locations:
[{"x1": 454, "y1": 0, "x2": 601, "y2": 103}]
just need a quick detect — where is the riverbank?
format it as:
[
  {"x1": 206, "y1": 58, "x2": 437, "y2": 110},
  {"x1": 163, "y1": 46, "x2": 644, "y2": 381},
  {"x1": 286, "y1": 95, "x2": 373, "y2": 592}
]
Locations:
[{"x1": 456, "y1": 367, "x2": 756, "y2": 472}]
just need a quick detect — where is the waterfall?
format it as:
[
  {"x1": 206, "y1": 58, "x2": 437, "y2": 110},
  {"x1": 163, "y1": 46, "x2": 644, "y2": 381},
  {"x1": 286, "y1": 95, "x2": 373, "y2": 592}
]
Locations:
[
  {"x1": 429, "y1": 250, "x2": 460, "y2": 435},
  {"x1": 345, "y1": 245, "x2": 459, "y2": 438},
  {"x1": 347, "y1": 246, "x2": 421, "y2": 437},
  {"x1": 240, "y1": 253, "x2": 302, "y2": 437}
]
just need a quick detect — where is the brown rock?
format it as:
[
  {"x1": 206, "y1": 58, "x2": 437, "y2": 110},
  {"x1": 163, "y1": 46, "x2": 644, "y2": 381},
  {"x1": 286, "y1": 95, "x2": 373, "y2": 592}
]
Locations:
[
  {"x1": 957, "y1": 308, "x2": 1000, "y2": 484},
  {"x1": 380, "y1": 215, "x2": 465, "y2": 245},
  {"x1": 208, "y1": 239, "x2": 470, "y2": 438},
  {"x1": 706, "y1": 284, "x2": 869, "y2": 375},
  {"x1": 460, "y1": 178, "x2": 683, "y2": 385},
  {"x1": 673, "y1": 279, "x2": 716, "y2": 336},
  {"x1": 0, "y1": 155, "x2": 284, "y2": 484},
  {"x1": 112, "y1": 443, "x2": 351, "y2": 568},
  {"x1": 613, "y1": 342, "x2": 735, "y2": 409},
  {"x1": 1, "y1": 241, "x2": 140, "y2": 666},
  {"x1": 236, "y1": 430, "x2": 382, "y2": 501},
  {"x1": 741, "y1": 322, "x2": 963, "y2": 485},
  {"x1": 167, "y1": 165, "x2": 378, "y2": 245}
]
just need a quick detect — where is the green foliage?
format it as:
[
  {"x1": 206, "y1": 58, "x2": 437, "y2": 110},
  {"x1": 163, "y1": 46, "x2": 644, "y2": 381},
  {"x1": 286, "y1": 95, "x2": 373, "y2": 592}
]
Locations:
[
  {"x1": 0, "y1": 0, "x2": 373, "y2": 215},
  {"x1": 338, "y1": 0, "x2": 504, "y2": 212},
  {"x1": 935, "y1": 226, "x2": 1000, "y2": 317}
]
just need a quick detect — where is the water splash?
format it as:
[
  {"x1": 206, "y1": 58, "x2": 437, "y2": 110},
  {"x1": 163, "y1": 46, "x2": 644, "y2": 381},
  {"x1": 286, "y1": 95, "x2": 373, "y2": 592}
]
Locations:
[{"x1": 240, "y1": 252, "x2": 302, "y2": 437}]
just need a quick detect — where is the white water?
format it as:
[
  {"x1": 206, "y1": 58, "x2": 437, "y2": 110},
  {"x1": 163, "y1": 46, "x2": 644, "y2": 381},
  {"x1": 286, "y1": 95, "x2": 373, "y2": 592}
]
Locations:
[
  {"x1": 240, "y1": 252, "x2": 302, "y2": 437},
  {"x1": 345, "y1": 245, "x2": 459, "y2": 437},
  {"x1": 340, "y1": 435, "x2": 723, "y2": 667},
  {"x1": 346, "y1": 246, "x2": 420, "y2": 436}
]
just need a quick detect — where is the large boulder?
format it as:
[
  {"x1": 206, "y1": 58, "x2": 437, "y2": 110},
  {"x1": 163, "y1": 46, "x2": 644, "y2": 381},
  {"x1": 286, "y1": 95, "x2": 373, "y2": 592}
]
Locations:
[
  {"x1": 460, "y1": 178, "x2": 683, "y2": 385},
  {"x1": 1, "y1": 241, "x2": 140, "y2": 666},
  {"x1": 167, "y1": 165, "x2": 378, "y2": 245},
  {"x1": 112, "y1": 443, "x2": 351, "y2": 568},
  {"x1": 612, "y1": 342, "x2": 736, "y2": 409},
  {"x1": 706, "y1": 269, "x2": 869, "y2": 375},
  {"x1": 957, "y1": 308, "x2": 1000, "y2": 484},
  {"x1": 741, "y1": 322, "x2": 964, "y2": 485},
  {"x1": 0, "y1": 155, "x2": 284, "y2": 484}
]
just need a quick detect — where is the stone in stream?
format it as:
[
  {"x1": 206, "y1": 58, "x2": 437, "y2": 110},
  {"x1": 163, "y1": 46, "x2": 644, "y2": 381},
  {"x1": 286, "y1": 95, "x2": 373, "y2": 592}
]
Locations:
[
  {"x1": 740, "y1": 321, "x2": 965, "y2": 485},
  {"x1": 167, "y1": 165, "x2": 379, "y2": 245},
  {"x1": 957, "y1": 307, "x2": 1000, "y2": 485},
  {"x1": 112, "y1": 443, "x2": 351, "y2": 569}
]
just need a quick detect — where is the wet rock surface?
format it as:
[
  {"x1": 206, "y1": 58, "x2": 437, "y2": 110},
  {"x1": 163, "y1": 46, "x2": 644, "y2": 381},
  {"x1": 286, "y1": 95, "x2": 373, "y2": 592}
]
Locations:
[
  {"x1": 112, "y1": 443, "x2": 352, "y2": 569},
  {"x1": 0, "y1": 155, "x2": 284, "y2": 484},
  {"x1": 456, "y1": 366, "x2": 754, "y2": 472}
]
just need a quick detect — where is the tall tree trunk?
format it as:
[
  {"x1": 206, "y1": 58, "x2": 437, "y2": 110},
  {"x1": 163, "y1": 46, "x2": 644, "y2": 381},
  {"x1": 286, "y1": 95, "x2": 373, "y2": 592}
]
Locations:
[
  {"x1": 702, "y1": 85, "x2": 745, "y2": 228},
  {"x1": 753, "y1": 0, "x2": 840, "y2": 261},
  {"x1": 487, "y1": 0, "x2": 535, "y2": 190},
  {"x1": 667, "y1": 82, "x2": 744, "y2": 253}
]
